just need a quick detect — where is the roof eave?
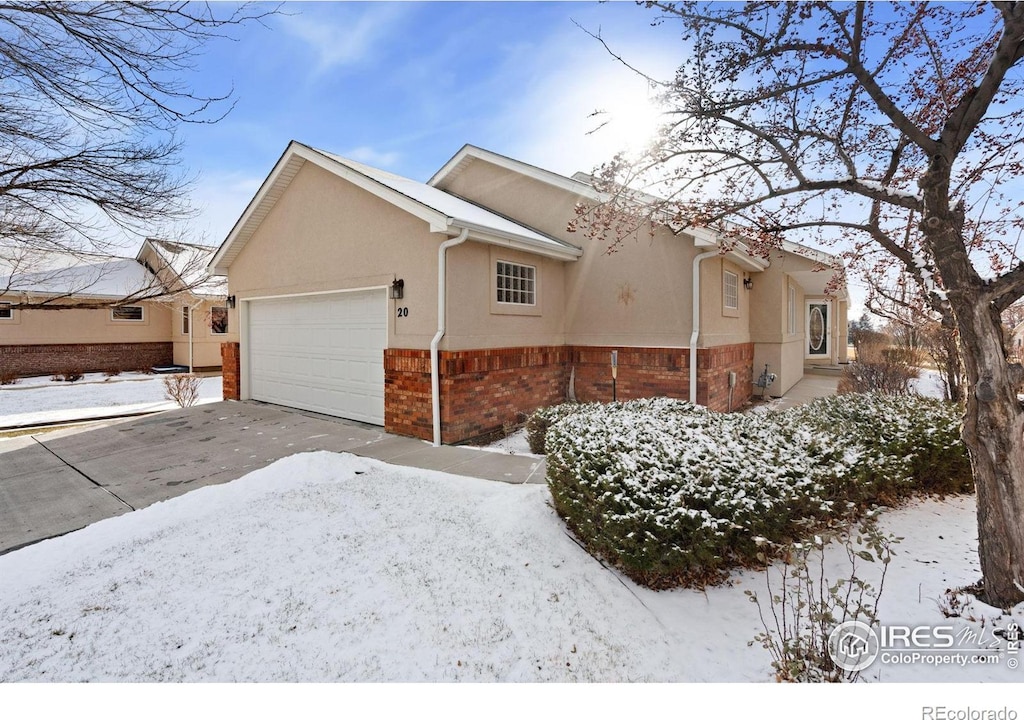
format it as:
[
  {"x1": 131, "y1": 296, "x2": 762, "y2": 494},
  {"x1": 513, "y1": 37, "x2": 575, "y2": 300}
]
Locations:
[{"x1": 454, "y1": 222, "x2": 582, "y2": 261}]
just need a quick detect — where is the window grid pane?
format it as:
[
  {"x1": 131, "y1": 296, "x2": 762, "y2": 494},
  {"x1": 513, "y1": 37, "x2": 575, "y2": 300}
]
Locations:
[
  {"x1": 724, "y1": 271, "x2": 738, "y2": 310},
  {"x1": 496, "y1": 261, "x2": 536, "y2": 305},
  {"x1": 0, "y1": 302, "x2": 11, "y2": 319},
  {"x1": 112, "y1": 305, "x2": 143, "y2": 321}
]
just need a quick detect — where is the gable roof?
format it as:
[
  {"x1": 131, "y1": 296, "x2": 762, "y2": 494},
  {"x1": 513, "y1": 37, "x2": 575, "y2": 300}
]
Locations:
[
  {"x1": 138, "y1": 238, "x2": 226, "y2": 298},
  {"x1": 208, "y1": 141, "x2": 582, "y2": 275},
  {"x1": 429, "y1": 144, "x2": 606, "y2": 202},
  {"x1": 429, "y1": 145, "x2": 769, "y2": 272}
]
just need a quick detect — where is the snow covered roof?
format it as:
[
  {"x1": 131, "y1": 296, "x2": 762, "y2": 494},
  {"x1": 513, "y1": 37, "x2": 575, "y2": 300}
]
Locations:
[
  {"x1": 208, "y1": 141, "x2": 582, "y2": 276},
  {"x1": 1, "y1": 255, "x2": 161, "y2": 300},
  {"x1": 141, "y1": 238, "x2": 225, "y2": 298}
]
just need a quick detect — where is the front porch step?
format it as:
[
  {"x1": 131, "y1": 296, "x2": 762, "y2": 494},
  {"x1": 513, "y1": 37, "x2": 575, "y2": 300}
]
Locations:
[{"x1": 805, "y1": 364, "x2": 847, "y2": 377}]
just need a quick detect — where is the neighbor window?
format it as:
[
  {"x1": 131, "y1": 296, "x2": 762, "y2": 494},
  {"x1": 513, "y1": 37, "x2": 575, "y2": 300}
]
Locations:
[
  {"x1": 111, "y1": 305, "x2": 143, "y2": 322},
  {"x1": 723, "y1": 270, "x2": 739, "y2": 310},
  {"x1": 496, "y1": 261, "x2": 536, "y2": 306},
  {"x1": 211, "y1": 306, "x2": 229, "y2": 335},
  {"x1": 0, "y1": 302, "x2": 11, "y2": 320},
  {"x1": 787, "y1": 285, "x2": 797, "y2": 334},
  {"x1": 182, "y1": 305, "x2": 190, "y2": 335}
]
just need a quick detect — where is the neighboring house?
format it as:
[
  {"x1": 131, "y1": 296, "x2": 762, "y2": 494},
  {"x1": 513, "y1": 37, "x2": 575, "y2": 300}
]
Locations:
[
  {"x1": 136, "y1": 239, "x2": 238, "y2": 370},
  {"x1": 209, "y1": 141, "x2": 848, "y2": 445},
  {"x1": 0, "y1": 240, "x2": 238, "y2": 378}
]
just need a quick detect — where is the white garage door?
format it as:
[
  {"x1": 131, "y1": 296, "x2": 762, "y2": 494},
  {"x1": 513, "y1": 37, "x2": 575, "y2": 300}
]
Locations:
[{"x1": 248, "y1": 289, "x2": 386, "y2": 425}]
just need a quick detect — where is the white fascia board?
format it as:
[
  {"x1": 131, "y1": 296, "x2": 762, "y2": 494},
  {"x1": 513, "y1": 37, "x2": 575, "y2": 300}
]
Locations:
[
  {"x1": 207, "y1": 142, "x2": 454, "y2": 276},
  {"x1": 454, "y1": 222, "x2": 582, "y2": 261},
  {"x1": 208, "y1": 142, "x2": 302, "y2": 276},
  {"x1": 726, "y1": 248, "x2": 769, "y2": 272},
  {"x1": 430, "y1": 145, "x2": 605, "y2": 202},
  {"x1": 298, "y1": 146, "x2": 451, "y2": 232},
  {"x1": 688, "y1": 227, "x2": 721, "y2": 247}
]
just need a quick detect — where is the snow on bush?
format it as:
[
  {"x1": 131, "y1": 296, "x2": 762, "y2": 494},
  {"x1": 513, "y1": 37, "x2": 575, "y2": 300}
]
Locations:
[{"x1": 542, "y1": 394, "x2": 971, "y2": 589}]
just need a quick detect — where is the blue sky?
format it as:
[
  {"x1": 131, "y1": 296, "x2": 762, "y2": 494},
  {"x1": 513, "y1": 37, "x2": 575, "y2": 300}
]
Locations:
[{"x1": 175, "y1": 1, "x2": 683, "y2": 247}]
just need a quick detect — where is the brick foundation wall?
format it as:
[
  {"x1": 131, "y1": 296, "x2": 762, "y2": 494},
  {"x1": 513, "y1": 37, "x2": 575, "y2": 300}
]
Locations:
[
  {"x1": 382, "y1": 343, "x2": 753, "y2": 444},
  {"x1": 383, "y1": 349, "x2": 434, "y2": 441},
  {"x1": 385, "y1": 346, "x2": 568, "y2": 444},
  {"x1": 0, "y1": 342, "x2": 172, "y2": 378},
  {"x1": 222, "y1": 342, "x2": 240, "y2": 401},
  {"x1": 695, "y1": 342, "x2": 755, "y2": 412},
  {"x1": 440, "y1": 346, "x2": 569, "y2": 443},
  {"x1": 571, "y1": 346, "x2": 691, "y2": 403}
]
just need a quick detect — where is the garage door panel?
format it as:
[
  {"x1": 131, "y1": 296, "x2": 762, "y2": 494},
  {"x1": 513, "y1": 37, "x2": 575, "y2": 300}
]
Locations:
[{"x1": 248, "y1": 290, "x2": 386, "y2": 425}]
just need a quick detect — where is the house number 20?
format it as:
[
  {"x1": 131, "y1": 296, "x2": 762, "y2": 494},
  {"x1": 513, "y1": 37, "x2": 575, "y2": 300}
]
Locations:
[{"x1": 396, "y1": 307, "x2": 409, "y2": 318}]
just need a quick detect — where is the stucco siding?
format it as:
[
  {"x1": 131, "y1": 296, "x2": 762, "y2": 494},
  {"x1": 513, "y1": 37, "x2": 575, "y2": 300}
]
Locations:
[
  {"x1": 443, "y1": 243, "x2": 566, "y2": 351},
  {"x1": 0, "y1": 299, "x2": 171, "y2": 345},
  {"x1": 226, "y1": 161, "x2": 443, "y2": 350}
]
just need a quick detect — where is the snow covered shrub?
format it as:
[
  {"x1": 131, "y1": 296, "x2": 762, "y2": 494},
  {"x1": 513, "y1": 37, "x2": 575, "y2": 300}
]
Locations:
[
  {"x1": 0, "y1": 370, "x2": 17, "y2": 386},
  {"x1": 525, "y1": 402, "x2": 593, "y2": 454},
  {"x1": 782, "y1": 394, "x2": 972, "y2": 498},
  {"x1": 546, "y1": 393, "x2": 970, "y2": 589},
  {"x1": 546, "y1": 398, "x2": 831, "y2": 587}
]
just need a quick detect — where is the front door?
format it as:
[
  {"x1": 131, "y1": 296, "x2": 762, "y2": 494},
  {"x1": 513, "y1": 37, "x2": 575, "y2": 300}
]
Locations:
[{"x1": 806, "y1": 301, "x2": 830, "y2": 360}]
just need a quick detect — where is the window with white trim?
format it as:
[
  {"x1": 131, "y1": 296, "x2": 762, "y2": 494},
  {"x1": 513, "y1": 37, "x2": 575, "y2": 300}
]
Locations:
[
  {"x1": 787, "y1": 285, "x2": 797, "y2": 334},
  {"x1": 112, "y1": 305, "x2": 143, "y2": 322},
  {"x1": 211, "y1": 306, "x2": 229, "y2": 335},
  {"x1": 0, "y1": 302, "x2": 11, "y2": 320},
  {"x1": 496, "y1": 261, "x2": 536, "y2": 306},
  {"x1": 182, "y1": 305, "x2": 190, "y2": 335},
  {"x1": 723, "y1": 270, "x2": 739, "y2": 310}
]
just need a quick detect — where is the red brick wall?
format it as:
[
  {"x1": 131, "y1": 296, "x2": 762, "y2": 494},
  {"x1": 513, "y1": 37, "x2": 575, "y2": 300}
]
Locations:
[
  {"x1": 440, "y1": 346, "x2": 569, "y2": 443},
  {"x1": 383, "y1": 343, "x2": 753, "y2": 444},
  {"x1": 695, "y1": 342, "x2": 755, "y2": 412},
  {"x1": 383, "y1": 349, "x2": 433, "y2": 440},
  {"x1": 571, "y1": 346, "x2": 690, "y2": 403},
  {"x1": 221, "y1": 342, "x2": 240, "y2": 401},
  {"x1": 0, "y1": 342, "x2": 172, "y2": 377},
  {"x1": 384, "y1": 346, "x2": 568, "y2": 444}
]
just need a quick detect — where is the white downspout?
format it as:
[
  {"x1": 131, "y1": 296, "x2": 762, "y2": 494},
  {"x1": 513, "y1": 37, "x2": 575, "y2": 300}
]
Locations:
[
  {"x1": 689, "y1": 250, "x2": 720, "y2": 405},
  {"x1": 431, "y1": 228, "x2": 470, "y2": 447},
  {"x1": 186, "y1": 299, "x2": 203, "y2": 374}
]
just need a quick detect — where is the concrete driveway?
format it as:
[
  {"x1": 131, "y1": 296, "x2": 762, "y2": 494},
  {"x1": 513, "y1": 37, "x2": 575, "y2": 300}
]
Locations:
[{"x1": 0, "y1": 401, "x2": 546, "y2": 554}]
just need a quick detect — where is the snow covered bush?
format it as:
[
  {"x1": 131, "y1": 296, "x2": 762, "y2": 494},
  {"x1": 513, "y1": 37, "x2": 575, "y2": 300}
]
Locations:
[
  {"x1": 525, "y1": 402, "x2": 594, "y2": 454},
  {"x1": 783, "y1": 393, "x2": 972, "y2": 498},
  {"x1": 546, "y1": 394, "x2": 970, "y2": 588}
]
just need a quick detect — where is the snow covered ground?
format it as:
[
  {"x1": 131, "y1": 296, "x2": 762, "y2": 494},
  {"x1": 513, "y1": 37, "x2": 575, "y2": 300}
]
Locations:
[
  {"x1": 0, "y1": 451, "x2": 1019, "y2": 683},
  {"x1": 0, "y1": 372, "x2": 223, "y2": 429},
  {"x1": 910, "y1": 368, "x2": 947, "y2": 399},
  {"x1": 471, "y1": 427, "x2": 541, "y2": 458}
]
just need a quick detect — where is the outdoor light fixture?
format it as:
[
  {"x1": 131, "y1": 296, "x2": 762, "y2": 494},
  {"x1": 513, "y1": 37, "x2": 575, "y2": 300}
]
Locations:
[
  {"x1": 226, "y1": 295, "x2": 236, "y2": 308},
  {"x1": 390, "y1": 278, "x2": 405, "y2": 300},
  {"x1": 743, "y1": 276, "x2": 753, "y2": 290}
]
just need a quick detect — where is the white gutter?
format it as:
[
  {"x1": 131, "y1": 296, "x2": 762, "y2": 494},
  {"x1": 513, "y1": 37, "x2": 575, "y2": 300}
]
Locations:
[
  {"x1": 690, "y1": 250, "x2": 720, "y2": 405},
  {"x1": 431, "y1": 228, "x2": 470, "y2": 447}
]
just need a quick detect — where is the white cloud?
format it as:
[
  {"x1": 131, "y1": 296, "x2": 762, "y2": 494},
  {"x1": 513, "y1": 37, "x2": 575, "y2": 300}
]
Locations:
[{"x1": 280, "y1": 4, "x2": 409, "y2": 74}]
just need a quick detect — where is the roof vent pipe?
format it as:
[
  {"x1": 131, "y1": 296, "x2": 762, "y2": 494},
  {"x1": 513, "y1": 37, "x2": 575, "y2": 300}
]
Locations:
[{"x1": 431, "y1": 228, "x2": 470, "y2": 447}]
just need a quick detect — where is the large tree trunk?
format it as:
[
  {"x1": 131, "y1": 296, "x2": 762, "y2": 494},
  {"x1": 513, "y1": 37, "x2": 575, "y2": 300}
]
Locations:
[
  {"x1": 951, "y1": 296, "x2": 1024, "y2": 607},
  {"x1": 928, "y1": 204, "x2": 1024, "y2": 606}
]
